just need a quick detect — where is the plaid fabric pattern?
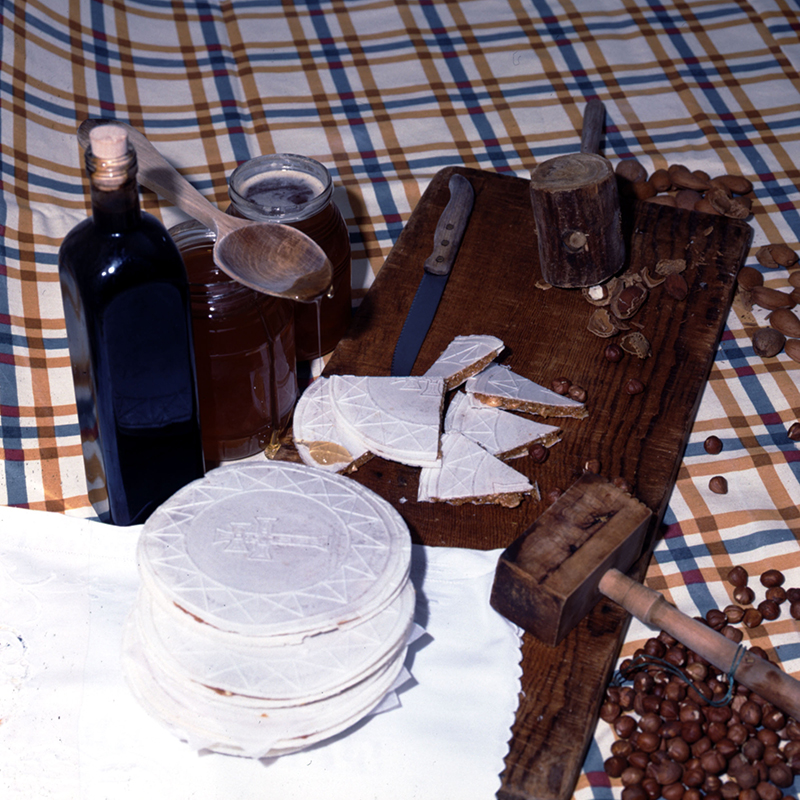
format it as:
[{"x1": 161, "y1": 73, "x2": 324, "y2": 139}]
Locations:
[{"x1": 1, "y1": 1, "x2": 799, "y2": 796}]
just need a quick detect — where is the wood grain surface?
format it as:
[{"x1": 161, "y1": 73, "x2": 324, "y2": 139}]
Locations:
[{"x1": 322, "y1": 166, "x2": 752, "y2": 800}]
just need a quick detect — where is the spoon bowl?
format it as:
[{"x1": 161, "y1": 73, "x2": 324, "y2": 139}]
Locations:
[{"x1": 77, "y1": 119, "x2": 333, "y2": 302}]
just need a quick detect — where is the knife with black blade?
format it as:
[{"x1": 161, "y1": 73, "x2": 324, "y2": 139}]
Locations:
[{"x1": 391, "y1": 173, "x2": 475, "y2": 376}]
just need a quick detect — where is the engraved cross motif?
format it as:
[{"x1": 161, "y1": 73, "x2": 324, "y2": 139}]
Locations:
[{"x1": 215, "y1": 517, "x2": 329, "y2": 561}]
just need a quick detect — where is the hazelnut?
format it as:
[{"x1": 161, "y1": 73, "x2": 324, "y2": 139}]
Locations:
[
  {"x1": 726, "y1": 565, "x2": 749, "y2": 587},
  {"x1": 605, "y1": 343, "x2": 624, "y2": 362},
  {"x1": 760, "y1": 568, "x2": 785, "y2": 587},
  {"x1": 790, "y1": 600, "x2": 800, "y2": 620},
  {"x1": 625, "y1": 378, "x2": 645, "y2": 395},
  {"x1": 709, "y1": 475, "x2": 728, "y2": 494},
  {"x1": 546, "y1": 487, "x2": 563, "y2": 504},
  {"x1": 733, "y1": 585, "x2": 755, "y2": 605},
  {"x1": 723, "y1": 603, "x2": 744, "y2": 623},
  {"x1": 788, "y1": 422, "x2": 800, "y2": 441},
  {"x1": 742, "y1": 607, "x2": 763, "y2": 628},
  {"x1": 765, "y1": 585, "x2": 786, "y2": 603},
  {"x1": 530, "y1": 443, "x2": 549, "y2": 463},
  {"x1": 704, "y1": 435, "x2": 723, "y2": 455},
  {"x1": 551, "y1": 377, "x2": 571, "y2": 395},
  {"x1": 612, "y1": 476, "x2": 633, "y2": 493},
  {"x1": 757, "y1": 599, "x2": 780, "y2": 620},
  {"x1": 568, "y1": 384, "x2": 587, "y2": 402}
]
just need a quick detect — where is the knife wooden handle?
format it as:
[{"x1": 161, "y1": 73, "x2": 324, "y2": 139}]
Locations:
[
  {"x1": 423, "y1": 174, "x2": 474, "y2": 276},
  {"x1": 580, "y1": 98, "x2": 605, "y2": 155}
]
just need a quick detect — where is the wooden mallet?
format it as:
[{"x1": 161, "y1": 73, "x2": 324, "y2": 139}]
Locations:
[{"x1": 490, "y1": 472, "x2": 800, "y2": 719}]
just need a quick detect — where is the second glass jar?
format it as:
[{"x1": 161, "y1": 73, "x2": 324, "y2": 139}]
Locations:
[{"x1": 227, "y1": 154, "x2": 352, "y2": 361}]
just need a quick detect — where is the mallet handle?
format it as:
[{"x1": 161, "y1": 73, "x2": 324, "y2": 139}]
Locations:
[{"x1": 599, "y1": 568, "x2": 800, "y2": 720}]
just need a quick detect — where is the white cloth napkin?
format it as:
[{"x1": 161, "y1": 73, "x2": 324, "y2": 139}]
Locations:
[{"x1": 0, "y1": 505, "x2": 522, "y2": 800}]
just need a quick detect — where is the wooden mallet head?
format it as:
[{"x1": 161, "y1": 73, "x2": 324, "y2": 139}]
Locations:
[{"x1": 490, "y1": 473, "x2": 651, "y2": 647}]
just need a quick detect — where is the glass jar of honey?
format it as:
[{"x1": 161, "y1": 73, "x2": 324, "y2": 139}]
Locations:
[
  {"x1": 227, "y1": 154, "x2": 352, "y2": 361},
  {"x1": 169, "y1": 221, "x2": 298, "y2": 465}
]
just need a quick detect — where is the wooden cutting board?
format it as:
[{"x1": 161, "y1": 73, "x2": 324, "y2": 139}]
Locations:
[{"x1": 322, "y1": 165, "x2": 752, "y2": 800}]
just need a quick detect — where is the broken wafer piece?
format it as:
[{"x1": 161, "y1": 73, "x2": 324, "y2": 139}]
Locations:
[
  {"x1": 329, "y1": 374, "x2": 446, "y2": 468},
  {"x1": 423, "y1": 334, "x2": 504, "y2": 390},
  {"x1": 444, "y1": 391, "x2": 561, "y2": 459},
  {"x1": 292, "y1": 377, "x2": 371, "y2": 473},
  {"x1": 417, "y1": 431, "x2": 538, "y2": 507},
  {"x1": 465, "y1": 363, "x2": 588, "y2": 419}
]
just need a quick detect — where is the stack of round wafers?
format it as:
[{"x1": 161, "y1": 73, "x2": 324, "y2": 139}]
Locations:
[{"x1": 121, "y1": 461, "x2": 415, "y2": 758}]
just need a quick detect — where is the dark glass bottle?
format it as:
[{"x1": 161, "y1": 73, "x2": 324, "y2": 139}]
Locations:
[{"x1": 58, "y1": 124, "x2": 205, "y2": 525}]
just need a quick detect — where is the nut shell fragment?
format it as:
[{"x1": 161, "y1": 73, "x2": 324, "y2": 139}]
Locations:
[
  {"x1": 582, "y1": 277, "x2": 620, "y2": 307},
  {"x1": 620, "y1": 331, "x2": 651, "y2": 359},
  {"x1": 610, "y1": 282, "x2": 648, "y2": 320},
  {"x1": 655, "y1": 258, "x2": 686, "y2": 276},
  {"x1": 587, "y1": 308, "x2": 622, "y2": 338}
]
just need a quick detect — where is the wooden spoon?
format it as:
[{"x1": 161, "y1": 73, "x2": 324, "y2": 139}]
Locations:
[{"x1": 77, "y1": 119, "x2": 333, "y2": 302}]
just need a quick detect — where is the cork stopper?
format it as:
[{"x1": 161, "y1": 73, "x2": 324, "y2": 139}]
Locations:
[{"x1": 90, "y1": 125, "x2": 128, "y2": 159}]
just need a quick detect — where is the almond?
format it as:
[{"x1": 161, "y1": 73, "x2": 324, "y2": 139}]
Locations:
[
  {"x1": 646, "y1": 194, "x2": 677, "y2": 207},
  {"x1": 669, "y1": 163, "x2": 711, "y2": 191},
  {"x1": 631, "y1": 181, "x2": 657, "y2": 200},
  {"x1": 664, "y1": 272, "x2": 689, "y2": 301},
  {"x1": 615, "y1": 159, "x2": 648, "y2": 183},
  {"x1": 786, "y1": 338, "x2": 800, "y2": 363},
  {"x1": 712, "y1": 174, "x2": 754, "y2": 195},
  {"x1": 768, "y1": 308, "x2": 800, "y2": 338},
  {"x1": 759, "y1": 243, "x2": 798, "y2": 268},
  {"x1": 694, "y1": 198, "x2": 720, "y2": 215},
  {"x1": 737, "y1": 266, "x2": 763, "y2": 290},
  {"x1": 725, "y1": 196, "x2": 751, "y2": 219},
  {"x1": 675, "y1": 189, "x2": 702, "y2": 210},
  {"x1": 752, "y1": 327, "x2": 785, "y2": 357},
  {"x1": 649, "y1": 168, "x2": 671, "y2": 192},
  {"x1": 750, "y1": 285, "x2": 796, "y2": 311},
  {"x1": 789, "y1": 271, "x2": 800, "y2": 289}
]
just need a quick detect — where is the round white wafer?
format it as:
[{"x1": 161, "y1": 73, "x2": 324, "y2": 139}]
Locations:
[
  {"x1": 136, "y1": 579, "x2": 415, "y2": 703},
  {"x1": 137, "y1": 461, "x2": 411, "y2": 640}
]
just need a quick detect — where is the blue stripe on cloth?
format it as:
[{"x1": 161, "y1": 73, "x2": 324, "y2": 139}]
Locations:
[
  {"x1": 306, "y1": 0, "x2": 405, "y2": 244},
  {"x1": 1, "y1": 422, "x2": 81, "y2": 439},
  {"x1": 0, "y1": 332, "x2": 69, "y2": 353},
  {"x1": 195, "y1": 2, "x2": 250, "y2": 163},
  {"x1": 419, "y1": 1, "x2": 513, "y2": 172}
]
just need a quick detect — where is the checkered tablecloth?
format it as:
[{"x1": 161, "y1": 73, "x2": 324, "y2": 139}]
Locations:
[{"x1": 1, "y1": 1, "x2": 799, "y2": 798}]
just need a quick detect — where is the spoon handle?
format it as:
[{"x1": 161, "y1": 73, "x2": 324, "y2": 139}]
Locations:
[{"x1": 76, "y1": 119, "x2": 241, "y2": 236}]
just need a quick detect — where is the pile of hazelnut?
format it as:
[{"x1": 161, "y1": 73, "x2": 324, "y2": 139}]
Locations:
[{"x1": 600, "y1": 567, "x2": 800, "y2": 800}]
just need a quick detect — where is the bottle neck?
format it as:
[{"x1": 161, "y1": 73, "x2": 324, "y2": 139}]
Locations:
[{"x1": 86, "y1": 145, "x2": 142, "y2": 232}]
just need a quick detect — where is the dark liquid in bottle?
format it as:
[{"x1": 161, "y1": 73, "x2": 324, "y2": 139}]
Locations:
[{"x1": 60, "y1": 212, "x2": 205, "y2": 525}]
